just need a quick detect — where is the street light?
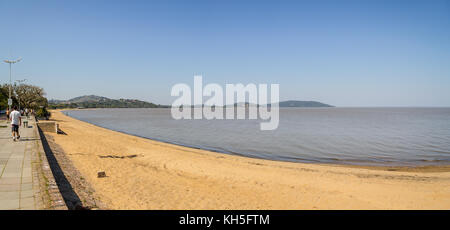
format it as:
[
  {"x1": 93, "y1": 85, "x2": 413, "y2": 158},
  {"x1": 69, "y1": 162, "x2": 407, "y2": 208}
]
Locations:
[
  {"x1": 4, "y1": 58, "x2": 22, "y2": 110},
  {"x1": 15, "y1": 79, "x2": 27, "y2": 111}
]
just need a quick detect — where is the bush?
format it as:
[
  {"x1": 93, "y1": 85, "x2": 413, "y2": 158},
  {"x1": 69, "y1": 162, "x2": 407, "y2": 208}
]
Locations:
[{"x1": 36, "y1": 107, "x2": 51, "y2": 119}]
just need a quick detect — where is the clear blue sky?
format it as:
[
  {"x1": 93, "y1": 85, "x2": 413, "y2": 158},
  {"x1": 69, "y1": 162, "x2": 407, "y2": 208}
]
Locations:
[{"x1": 0, "y1": 0, "x2": 449, "y2": 106}]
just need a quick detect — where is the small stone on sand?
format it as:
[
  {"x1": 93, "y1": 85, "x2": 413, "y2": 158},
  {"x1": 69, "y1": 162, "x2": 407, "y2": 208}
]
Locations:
[{"x1": 97, "y1": 171, "x2": 107, "y2": 178}]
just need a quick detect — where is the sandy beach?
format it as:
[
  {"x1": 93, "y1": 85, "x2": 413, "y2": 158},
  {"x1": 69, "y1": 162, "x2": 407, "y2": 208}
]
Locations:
[{"x1": 44, "y1": 110, "x2": 450, "y2": 210}]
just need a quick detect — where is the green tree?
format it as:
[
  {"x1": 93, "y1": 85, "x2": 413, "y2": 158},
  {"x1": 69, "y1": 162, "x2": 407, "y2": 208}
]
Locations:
[
  {"x1": 0, "y1": 86, "x2": 7, "y2": 110},
  {"x1": 12, "y1": 83, "x2": 48, "y2": 110},
  {"x1": 0, "y1": 84, "x2": 18, "y2": 110}
]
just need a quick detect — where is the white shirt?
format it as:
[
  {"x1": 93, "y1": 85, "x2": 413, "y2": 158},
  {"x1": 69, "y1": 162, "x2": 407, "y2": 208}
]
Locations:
[{"x1": 10, "y1": 110, "x2": 21, "y2": 125}]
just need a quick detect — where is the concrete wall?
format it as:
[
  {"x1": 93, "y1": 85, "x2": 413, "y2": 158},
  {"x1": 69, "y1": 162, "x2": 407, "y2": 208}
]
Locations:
[{"x1": 37, "y1": 121, "x2": 58, "y2": 133}]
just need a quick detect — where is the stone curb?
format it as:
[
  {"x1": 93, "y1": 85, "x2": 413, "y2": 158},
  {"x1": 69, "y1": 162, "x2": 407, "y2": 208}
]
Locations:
[{"x1": 33, "y1": 118, "x2": 68, "y2": 210}]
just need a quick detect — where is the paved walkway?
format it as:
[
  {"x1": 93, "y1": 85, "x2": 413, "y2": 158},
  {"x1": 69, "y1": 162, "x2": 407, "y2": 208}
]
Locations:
[{"x1": 0, "y1": 116, "x2": 41, "y2": 210}]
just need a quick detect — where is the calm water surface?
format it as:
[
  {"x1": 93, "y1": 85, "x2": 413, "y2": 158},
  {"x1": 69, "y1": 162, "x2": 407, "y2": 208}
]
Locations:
[{"x1": 63, "y1": 108, "x2": 450, "y2": 166}]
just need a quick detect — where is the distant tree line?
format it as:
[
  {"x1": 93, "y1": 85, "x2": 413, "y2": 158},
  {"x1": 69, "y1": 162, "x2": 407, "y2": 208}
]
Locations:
[{"x1": 48, "y1": 99, "x2": 169, "y2": 109}]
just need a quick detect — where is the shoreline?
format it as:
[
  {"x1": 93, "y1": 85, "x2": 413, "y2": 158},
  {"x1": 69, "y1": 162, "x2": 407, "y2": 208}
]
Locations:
[
  {"x1": 45, "y1": 110, "x2": 450, "y2": 209},
  {"x1": 60, "y1": 108, "x2": 450, "y2": 170}
]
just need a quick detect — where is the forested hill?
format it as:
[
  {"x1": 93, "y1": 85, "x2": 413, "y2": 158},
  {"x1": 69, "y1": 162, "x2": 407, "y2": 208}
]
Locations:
[{"x1": 48, "y1": 95, "x2": 168, "y2": 109}]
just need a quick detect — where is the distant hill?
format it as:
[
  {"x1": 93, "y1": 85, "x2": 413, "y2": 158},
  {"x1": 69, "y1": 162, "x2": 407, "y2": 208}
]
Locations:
[
  {"x1": 278, "y1": 100, "x2": 333, "y2": 107},
  {"x1": 68, "y1": 95, "x2": 110, "y2": 103},
  {"x1": 49, "y1": 95, "x2": 168, "y2": 109},
  {"x1": 49, "y1": 96, "x2": 332, "y2": 109}
]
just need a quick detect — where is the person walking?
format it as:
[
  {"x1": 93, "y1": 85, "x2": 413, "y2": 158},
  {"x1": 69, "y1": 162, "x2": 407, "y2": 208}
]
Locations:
[{"x1": 9, "y1": 106, "x2": 22, "y2": 141}]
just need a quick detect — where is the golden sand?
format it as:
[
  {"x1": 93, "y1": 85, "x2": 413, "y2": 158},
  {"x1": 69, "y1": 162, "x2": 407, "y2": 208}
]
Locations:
[{"x1": 46, "y1": 110, "x2": 450, "y2": 209}]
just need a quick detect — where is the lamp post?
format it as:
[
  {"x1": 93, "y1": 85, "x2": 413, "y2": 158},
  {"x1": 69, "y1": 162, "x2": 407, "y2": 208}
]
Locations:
[
  {"x1": 3, "y1": 58, "x2": 22, "y2": 110},
  {"x1": 15, "y1": 79, "x2": 27, "y2": 111}
]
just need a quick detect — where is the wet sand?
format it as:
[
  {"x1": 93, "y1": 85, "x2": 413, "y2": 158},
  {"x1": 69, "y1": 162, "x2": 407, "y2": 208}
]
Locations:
[{"x1": 45, "y1": 110, "x2": 450, "y2": 209}]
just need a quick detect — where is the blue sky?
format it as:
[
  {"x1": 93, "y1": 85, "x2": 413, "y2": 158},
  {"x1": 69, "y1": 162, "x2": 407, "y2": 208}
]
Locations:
[{"x1": 0, "y1": 0, "x2": 449, "y2": 106}]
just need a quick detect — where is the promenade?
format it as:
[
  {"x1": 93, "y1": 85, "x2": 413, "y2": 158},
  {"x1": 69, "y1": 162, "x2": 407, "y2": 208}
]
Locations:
[{"x1": 0, "y1": 116, "x2": 42, "y2": 210}]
